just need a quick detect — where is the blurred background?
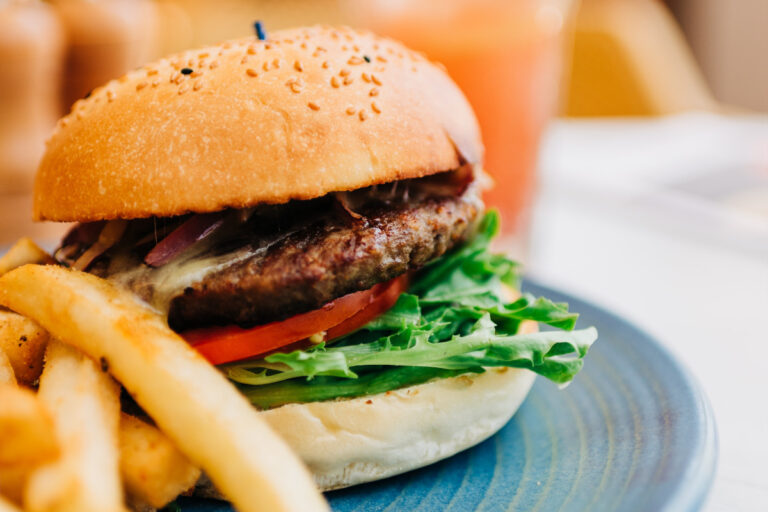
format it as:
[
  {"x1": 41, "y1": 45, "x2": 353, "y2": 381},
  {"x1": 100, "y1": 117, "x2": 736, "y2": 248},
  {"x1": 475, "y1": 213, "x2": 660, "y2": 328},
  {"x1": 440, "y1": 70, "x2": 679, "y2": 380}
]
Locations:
[{"x1": 0, "y1": 1, "x2": 766, "y2": 510}]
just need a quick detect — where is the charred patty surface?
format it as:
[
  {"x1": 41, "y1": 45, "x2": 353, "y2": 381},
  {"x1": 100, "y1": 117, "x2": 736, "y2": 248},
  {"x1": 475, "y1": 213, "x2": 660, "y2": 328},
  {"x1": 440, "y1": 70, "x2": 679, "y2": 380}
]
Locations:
[
  {"x1": 79, "y1": 172, "x2": 482, "y2": 330},
  {"x1": 171, "y1": 192, "x2": 481, "y2": 329}
]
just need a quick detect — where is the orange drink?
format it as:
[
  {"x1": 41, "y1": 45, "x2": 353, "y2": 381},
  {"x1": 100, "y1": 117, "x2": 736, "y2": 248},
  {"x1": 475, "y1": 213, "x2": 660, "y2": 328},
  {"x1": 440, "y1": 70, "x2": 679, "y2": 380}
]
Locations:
[{"x1": 346, "y1": 0, "x2": 577, "y2": 253}]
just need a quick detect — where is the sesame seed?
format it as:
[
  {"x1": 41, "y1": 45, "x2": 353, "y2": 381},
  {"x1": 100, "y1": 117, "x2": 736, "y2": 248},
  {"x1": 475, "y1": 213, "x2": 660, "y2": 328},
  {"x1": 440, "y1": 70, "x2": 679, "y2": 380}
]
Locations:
[
  {"x1": 246, "y1": 68, "x2": 258, "y2": 77},
  {"x1": 272, "y1": 58, "x2": 280, "y2": 69},
  {"x1": 339, "y1": 69, "x2": 350, "y2": 77},
  {"x1": 322, "y1": 61, "x2": 329, "y2": 69},
  {"x1": 371, "y1": 101, "x2": 381, "y2": 113},
  {"x1": 264, "y1": 43, "x2": 273, "y2": 50},
  {"x1": 316, "y1": 46, "x2": 327, "y2": 53},
  {"x1": 348, "y1": 56, "x2": 364, "y2": 65},
  {"x1": 147, "y1": 69, "x2": 158, "y2": 76},
  {"x1": 353, "y1": 45, "x2": 360, "y2": 52},
  {"x1": 362, "y1": 72, "x2": 371, "y2": 83},
  {"x1": 376, "y1": 55, "x2": 388, "y2": 63},
  {"x1": 262, "y1": 61, "x2": 270, "y2": 71},
  {"x1": 300, "y1": 42, "x2": 307, "y2": 49},
  {"x1": 198, "y1": 52, "x2": 209, "y2": 59},
  {"x1": 341, "y1": 45, "x2": 348, "y2": 51},
  {"x1": 178, "y1": 83, "x2": 189, "y2": 94},
  {"x1": 371, "y1": 74, "x2": 382, "y2": 86},
  {"x1": 346, "y1": 106, "x2": 356, "y2": 115},
  {"x1": 359, "y1": 110, "x2": 368, "y2": 121},
  {"x1": 308, "y1": 101, "x2": 320, "y2": 111},
  {"x1": 152, "y1": 79, "x2": 160, "y2": 87},
  {"x1": 330, "y1": 76, "x2": 340, "y2": 88},
  {"x1": 136, "y1": 81, "x2": 148, "y2": 91},
  {"x1": 343, "y1": 76, "x2": 353, "y2": 85},
  {"x1": 193, "y1": 80, "x2": 204, "y2": 91},
  {"x1": 369, "y1": 87, "x2": 379, "y2": 97},
  {"x1": 190, "y1": 71, "x2": 201, "y2": 78},
  {"x1": 247, "y1": 46, "x2": 257, "y2": 55},
  {"x1": 294, "y1": 60, "x2": 303, "y2": 72},
  {"x1": 289, "y1": 79, "x2": 303, "y2": 93}
]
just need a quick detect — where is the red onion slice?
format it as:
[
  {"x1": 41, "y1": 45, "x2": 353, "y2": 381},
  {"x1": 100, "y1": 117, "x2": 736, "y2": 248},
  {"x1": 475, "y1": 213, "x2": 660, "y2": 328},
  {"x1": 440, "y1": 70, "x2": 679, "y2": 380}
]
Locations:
[
  {"x1": 144, "y1": 212, "x2": 226, "y2": 267},
  {"x1": 61, "y1": 221, "x2": 106, "y2": 248}
]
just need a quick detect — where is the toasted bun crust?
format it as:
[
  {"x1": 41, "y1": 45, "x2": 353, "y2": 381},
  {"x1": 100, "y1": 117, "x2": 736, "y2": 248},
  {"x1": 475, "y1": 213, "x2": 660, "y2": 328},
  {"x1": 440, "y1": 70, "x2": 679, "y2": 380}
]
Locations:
[
  {"x1": 259, "y1": 320, "x2": 537, "y2": 491},
  {"x1": 34, "y1": 26, "x2": 482, "y2": 222}
]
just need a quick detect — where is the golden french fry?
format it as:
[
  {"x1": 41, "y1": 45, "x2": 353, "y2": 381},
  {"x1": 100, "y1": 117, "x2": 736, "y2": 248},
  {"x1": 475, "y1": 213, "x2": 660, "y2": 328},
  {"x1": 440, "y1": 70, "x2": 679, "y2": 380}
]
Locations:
[
  {"x1": 24, "y1": 340, "x2": 124, "y2": 512},
  {"x1": 0, "y1": 465, "x2": 30, "y2": 506},
  {"x1": 0, "y1": 349, "x2": 15, "y2": 385},
  {"x1": 0, "y1": 493, "x2": 21, "y2": 512},
  {"x1": 0, "y1": 310, "x2": 48, "y2": 386},
  {"x1": 119, "y1": 413, "x2": 201, "y2": 509},
  {"x1": 0, "y1": 265, "x2": 328, "y2": 512},
  {"x1": 0, "y1": 385, "x2": 57, "y2": 466},
  {"x1": 0, "y1": 238, "x2": 53, "y2": 276},
  {"x1": 0, "y1": 384, "x2": 58, "y2": 505}
]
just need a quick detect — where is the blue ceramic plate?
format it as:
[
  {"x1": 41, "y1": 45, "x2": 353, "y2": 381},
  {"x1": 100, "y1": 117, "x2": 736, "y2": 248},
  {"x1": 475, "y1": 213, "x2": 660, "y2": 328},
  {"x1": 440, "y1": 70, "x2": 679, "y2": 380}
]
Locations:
[{"x1": 177, "y1": 281, "x2": 718, "y2": 512}]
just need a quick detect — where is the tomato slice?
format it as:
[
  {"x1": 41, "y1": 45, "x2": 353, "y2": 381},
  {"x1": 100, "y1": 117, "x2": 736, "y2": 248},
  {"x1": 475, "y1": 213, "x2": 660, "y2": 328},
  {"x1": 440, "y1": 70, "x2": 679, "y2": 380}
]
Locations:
[{"x1": 183, "y1": 275, "x2": 408, "y2": 365}]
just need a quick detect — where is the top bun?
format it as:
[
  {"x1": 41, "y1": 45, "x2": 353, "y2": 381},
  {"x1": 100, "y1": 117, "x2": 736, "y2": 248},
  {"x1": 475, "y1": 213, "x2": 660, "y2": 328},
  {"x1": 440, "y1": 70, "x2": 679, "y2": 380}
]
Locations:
[{"x1": 34, "y1": 25, "x2": 482, "y2": 222}]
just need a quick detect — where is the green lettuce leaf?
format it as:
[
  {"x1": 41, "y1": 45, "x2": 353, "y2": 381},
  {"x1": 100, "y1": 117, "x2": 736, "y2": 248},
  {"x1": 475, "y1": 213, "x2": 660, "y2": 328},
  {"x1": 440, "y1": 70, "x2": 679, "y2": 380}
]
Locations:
[{"x1": 227, "y1": 210, "x2": 597, "y2": 408}]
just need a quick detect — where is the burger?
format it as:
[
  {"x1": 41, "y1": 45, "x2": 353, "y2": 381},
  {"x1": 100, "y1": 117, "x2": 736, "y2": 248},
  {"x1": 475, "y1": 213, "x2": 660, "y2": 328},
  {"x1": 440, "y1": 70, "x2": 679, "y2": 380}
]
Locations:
[{"x1": 35, "y1": 26, "x2": 596, "y2": 491}]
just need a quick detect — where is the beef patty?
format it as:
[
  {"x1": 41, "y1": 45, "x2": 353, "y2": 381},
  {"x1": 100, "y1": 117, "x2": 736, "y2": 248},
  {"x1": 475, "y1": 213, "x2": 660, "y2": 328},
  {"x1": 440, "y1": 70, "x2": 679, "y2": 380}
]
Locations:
[{"x1": 81, "y1": 173, "x2": 482, "y2": 330}]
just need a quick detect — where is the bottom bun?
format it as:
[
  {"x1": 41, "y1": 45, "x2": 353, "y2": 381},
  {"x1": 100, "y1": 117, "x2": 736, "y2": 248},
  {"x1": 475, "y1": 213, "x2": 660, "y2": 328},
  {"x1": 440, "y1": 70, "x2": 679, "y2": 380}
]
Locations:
[
  {"x1": 260, "y1": 320, "x2": 538, "y2": 491},
  {"x1": 261, "y1": 366, "x2": 536, "y2": 491}
]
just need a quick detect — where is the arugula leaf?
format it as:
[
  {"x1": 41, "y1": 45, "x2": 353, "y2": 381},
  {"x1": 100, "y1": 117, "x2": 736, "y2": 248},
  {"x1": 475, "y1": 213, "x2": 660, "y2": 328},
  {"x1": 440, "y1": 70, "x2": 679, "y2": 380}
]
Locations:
[{"x1": 227, "y1": 210, "x2": 597, "y2": 407}]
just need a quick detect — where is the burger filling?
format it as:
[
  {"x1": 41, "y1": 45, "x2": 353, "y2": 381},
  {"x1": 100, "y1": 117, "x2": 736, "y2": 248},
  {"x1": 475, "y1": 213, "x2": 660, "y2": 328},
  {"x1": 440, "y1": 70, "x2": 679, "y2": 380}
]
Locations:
[{"x1": 56, "y1": 169, "x2": 597, "y2": 409}]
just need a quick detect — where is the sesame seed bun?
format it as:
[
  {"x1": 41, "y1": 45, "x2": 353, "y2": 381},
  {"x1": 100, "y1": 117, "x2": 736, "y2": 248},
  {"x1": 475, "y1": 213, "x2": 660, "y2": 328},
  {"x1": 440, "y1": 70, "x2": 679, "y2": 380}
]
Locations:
[{"x1": 33, "y1": 25, "x2": 482, "y2": 222}]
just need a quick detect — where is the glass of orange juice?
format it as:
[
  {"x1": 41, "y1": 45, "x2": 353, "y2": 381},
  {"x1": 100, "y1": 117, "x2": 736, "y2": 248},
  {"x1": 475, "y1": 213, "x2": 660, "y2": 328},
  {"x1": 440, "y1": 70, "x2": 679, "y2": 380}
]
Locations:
[{"x1": 345, "y1": 0, "x2": 578, "y2": 258}]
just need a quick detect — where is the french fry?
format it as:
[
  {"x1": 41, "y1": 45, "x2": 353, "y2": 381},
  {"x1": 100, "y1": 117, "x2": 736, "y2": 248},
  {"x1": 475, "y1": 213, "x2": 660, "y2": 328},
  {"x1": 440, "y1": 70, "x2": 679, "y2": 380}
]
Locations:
[
  {"x1": 0, "y1": 385, "x2": 58, "y2": 504},
  {"x1": 0, "y1": 265, "x2": 328, "y2": 512},
  {"x1": 119, "y1": 413, "x2": 201, "y2": 509},
  {"x1": 0, "y1": 310, "x2": 48, "y2": 386},
  {"x1": 0, "y1": 465, "x2": 29, "y2": 506},
  {"x1": 0, "y1": 348, "x2": 15, "y2": 385},
  {"x1": 0, "y1": 494, "x2": 21, "y2": 512},
  {"x1": 24, "y1": 340, "x2": 124, "y2": 512},
  {"x1": 0, "y1": 386, "x2": 57, "y2": 466},
  {"x1": 0, "y1": 239, "x2": 52, "y2": 386},
  {"x1": 0, "y1": 238, "x2": 53, "y2": 276}
]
